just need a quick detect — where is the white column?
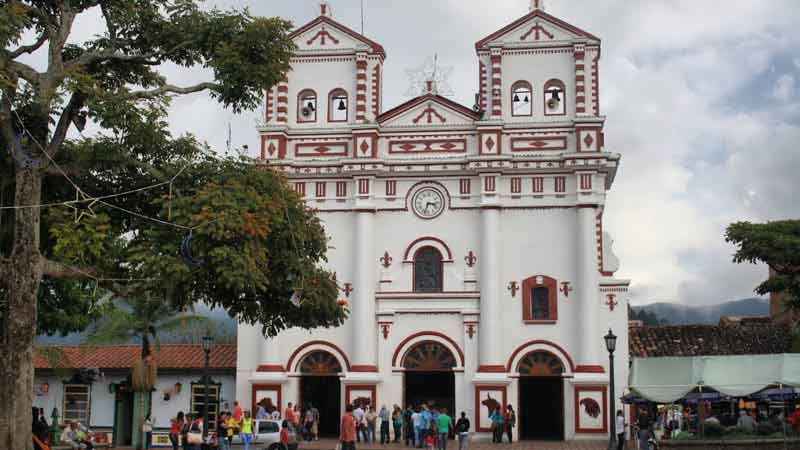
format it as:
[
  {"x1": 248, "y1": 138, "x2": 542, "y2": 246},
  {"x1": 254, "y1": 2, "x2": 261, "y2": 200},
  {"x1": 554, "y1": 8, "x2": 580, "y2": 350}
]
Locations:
[
  {"x1": 351, "y1": 210, "x2": 377, "y2": 370},
  {"x1": 236, "y1": 323, "x2": 260, "y2": 409},
  {"x1": 259, "y1": 336, "x2": 282, "y2": 369},
  {"x1": 576, "y1": 206, "x2": 599, "y2": 364},
  {"x1": 478, "y1": 207, "x2": 502, "y2": 369}
]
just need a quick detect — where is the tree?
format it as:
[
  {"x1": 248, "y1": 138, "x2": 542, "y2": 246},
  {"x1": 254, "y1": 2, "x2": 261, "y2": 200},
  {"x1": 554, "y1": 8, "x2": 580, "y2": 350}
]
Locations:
[
  {"x1": 726, "y1": 220, "x2": 800, "y2": 313},
  {"x1": 84, "y1": 296, "x2": 207, "y2": 449},
  {"x1": 0, "y1": 3, "x2": 345, "y2": 449}
]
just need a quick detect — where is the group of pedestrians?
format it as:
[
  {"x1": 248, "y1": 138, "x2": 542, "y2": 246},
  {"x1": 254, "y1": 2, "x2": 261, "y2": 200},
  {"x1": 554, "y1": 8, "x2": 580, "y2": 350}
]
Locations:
[
  {"x1": 488, "y1": 405, "x2": 516, "y2": 444},
  {"x1": 341, "y1": 403, "x2": 471, "y2": 450}
]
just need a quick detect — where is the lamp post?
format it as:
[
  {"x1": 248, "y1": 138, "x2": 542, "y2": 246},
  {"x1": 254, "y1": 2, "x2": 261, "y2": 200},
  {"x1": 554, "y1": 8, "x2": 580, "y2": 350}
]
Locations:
[
  {"x1": 604, "y1": 329, "x2": 618, "y2": 450},
  {"x1": 201, "y1": 335, "x2": 214, "y2": 440}
]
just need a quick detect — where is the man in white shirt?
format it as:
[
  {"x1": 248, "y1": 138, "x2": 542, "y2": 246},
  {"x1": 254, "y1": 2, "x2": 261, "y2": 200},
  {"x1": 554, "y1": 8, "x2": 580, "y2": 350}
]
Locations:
[
  {"x1": 615, "y1": 409, "x2": 626, "y2": 450},
  {"x1": 411, "y1": 409, "x2": 422, "y2": 448},
  {"x1": 353, "y1": 405, "x2": 365, "y2": 443}
]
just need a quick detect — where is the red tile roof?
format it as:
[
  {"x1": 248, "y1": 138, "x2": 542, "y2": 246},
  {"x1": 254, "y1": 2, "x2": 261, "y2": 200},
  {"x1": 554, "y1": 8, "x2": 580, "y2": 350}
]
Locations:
[
  {"x1": 34, "y1": 344, "x2": 237, "y2": 370},
  {"x1": 629, "y1": 322, "x2": 792, "y2": 358}
]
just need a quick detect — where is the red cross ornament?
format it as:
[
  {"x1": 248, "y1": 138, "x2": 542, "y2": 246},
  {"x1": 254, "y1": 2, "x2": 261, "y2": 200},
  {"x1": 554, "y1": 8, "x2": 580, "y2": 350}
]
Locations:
[
  {"x1": 560, "y1": 281, "x2": 573, "y2": 298},
  {"x1": 379, "y1": 251, "x2": 393, "y2": 268},
  {"x1": 605, "y1": 294, "x2": 618, "y2": 312},
  {"x1": 508, "y1": 281, "x2": 519, "y2": 298},
  {"x1": 342, "y1": 283, "x2": 353, "y2": 298},
  {"x1": 464, "y1": 251, "x2": 477, "y2": 268}
]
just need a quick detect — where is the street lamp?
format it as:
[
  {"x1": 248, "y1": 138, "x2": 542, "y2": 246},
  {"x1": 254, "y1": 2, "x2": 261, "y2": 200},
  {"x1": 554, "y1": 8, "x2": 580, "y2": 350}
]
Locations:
[
  {"x1": 201, "y1": 335, "x2": 214, "y2": 440},
  {"x1": 604, "y1": 329, "x2": 618, "y2": 450}
]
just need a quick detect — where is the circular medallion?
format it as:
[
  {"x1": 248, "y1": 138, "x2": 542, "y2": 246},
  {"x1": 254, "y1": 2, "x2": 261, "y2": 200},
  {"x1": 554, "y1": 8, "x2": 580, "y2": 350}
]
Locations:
[{"x1": 411, "y1": 187, "x2": 445, "y2": 219}]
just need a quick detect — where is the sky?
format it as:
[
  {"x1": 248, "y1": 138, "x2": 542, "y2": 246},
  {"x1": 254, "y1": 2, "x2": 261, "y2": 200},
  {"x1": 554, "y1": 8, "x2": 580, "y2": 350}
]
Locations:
[{"x1": 19, "y1": 0, "x2": 800, "y2": 307}]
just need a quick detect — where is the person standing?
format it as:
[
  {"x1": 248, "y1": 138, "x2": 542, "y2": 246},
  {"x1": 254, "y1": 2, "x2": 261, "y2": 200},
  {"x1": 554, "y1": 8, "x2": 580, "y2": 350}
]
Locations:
[
  {"x1": 411, "y1": 408, "x2": 422, "y2": 448},
  {"x1": 256, "y1": 402, "x2": 267, "y2": 420},
  {"x1": 285, "y1": 402, "x2": 295, "y2": 429},
  {"x1": 304, "y1": 406, "x2": 315, "y2": 441},
  {"x1": 169, "y1": 412, "x2": 183, "y2": 450},
  {"x1": 233, "y1": 401, "x2": 243, "y2": 422},
  {"x1": 340, "y1": 405, "x2": 357, "y2": 450},
  {"x1": 310, "y1": 403, "x2": 320, "y2": 441},
  {"x1": 503, "y1": 405, "x2": 515, "y2": 444},
  {"x1": 142, "y1": 413, "x2": 154, "y2": 449},
  {"x1": 454, "y1": 412, "x2": 470, "y2": 450},
  {"x1": 404, "y1": 405, "x2": 415, "y2": 446},
  {"x1": 353, "y1": 403, "x2": 366, "y2": 443},
  {"x1": 392, "y1": 405, "x2": 403, "y2": 443},
  {"x1": 420, "y1": 404, "x2": 432, "y2": 448},
  {"x1": 380, "y1": 405, "x2": 391, "y2": 444},
  {"x1": 280, "y1": 421, "x2": 290, "y2": 450},
  {"x1": 489, "y1": 407, "x2": 503, "y2": 444},
  {"x1": 366, "y1": 406, "x2": 378, "y2": 444},
  {"x1": 240, "y1": 410, "x2": 254, "y2": 450},
  {"x1": 615, "y1": 409, "x2": 626, "y2": 450},
  {"x1": 436, "y1": 408, "x2": 452, "y2": 450}
]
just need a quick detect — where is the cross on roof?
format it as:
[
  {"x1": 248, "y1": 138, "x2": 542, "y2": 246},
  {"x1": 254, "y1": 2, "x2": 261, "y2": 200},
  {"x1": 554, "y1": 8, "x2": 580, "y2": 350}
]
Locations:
[
  {"x1": 530, "y1": 0, "x2": 545, "y2": 11},
  {"x1": 320, "y1": 1, "x2": 331, "y2": 17}
]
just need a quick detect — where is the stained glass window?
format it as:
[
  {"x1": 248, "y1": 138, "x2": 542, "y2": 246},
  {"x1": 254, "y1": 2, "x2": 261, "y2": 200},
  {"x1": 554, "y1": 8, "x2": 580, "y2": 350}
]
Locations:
[
  {"x1": 532, "y1": 287, "x2": 550, "y2": 320},
  {"x1": 413, "y1": 247, "x2": 443, "y2": 292}
]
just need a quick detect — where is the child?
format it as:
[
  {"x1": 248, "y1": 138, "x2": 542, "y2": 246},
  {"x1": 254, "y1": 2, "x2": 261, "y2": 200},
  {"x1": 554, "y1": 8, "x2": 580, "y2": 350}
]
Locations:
[
  {"x1": 280, "y1": 420, "x2": 290, "y2": 450},
  {"x1": 425, "y1": 432, "x2": 435, "y2": 450}
]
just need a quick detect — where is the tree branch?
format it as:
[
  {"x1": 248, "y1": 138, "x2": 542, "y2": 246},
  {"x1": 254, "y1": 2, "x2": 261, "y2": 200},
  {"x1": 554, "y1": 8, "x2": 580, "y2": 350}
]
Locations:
[
  {"x1": 6, "y1": 60, "x2": 41, "y2": 86},
  {"x1": 40, "y1": 258, "x2": 96, "y2": 279},
  {"x1": 128, "y1": 82, "x2": 219, "y2": 100},
  {"x1": 8, "y1": 32, "x2": 49, "y2": 59},
  {"x1": 47, "y1": 92, "x2": 84, "y2": 158}
]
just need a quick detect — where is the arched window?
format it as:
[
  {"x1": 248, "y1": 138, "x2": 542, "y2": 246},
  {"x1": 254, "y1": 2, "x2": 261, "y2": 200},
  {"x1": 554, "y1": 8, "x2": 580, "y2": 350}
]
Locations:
[
  {"x1": 413, "y1": 246, "x2": 443, "y2": 293},
  {"x1": 522, "y1": 275, "x2": 557, "y2": 322},
  {"x1": 511, "y1": 81, "x2": 532, "y2": 116},
  {"x1": 543, "y1": 79, "x2": 566, "y2": 116},
  {"x1": 298, "y1": 89, "x2": 317, "y2": 122},
  {"x1": 517, "y1": 351, "x2": 565, "y2": 376},
  {"x1": 328, "y1": 89, "x2": 348, "y2": 122}
]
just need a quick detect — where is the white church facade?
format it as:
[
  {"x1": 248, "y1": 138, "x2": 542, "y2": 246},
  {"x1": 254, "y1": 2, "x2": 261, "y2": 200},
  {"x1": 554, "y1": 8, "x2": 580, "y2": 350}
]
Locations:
[{"x1": 237, "y1": 1, "x2": 630, "y2": 440}]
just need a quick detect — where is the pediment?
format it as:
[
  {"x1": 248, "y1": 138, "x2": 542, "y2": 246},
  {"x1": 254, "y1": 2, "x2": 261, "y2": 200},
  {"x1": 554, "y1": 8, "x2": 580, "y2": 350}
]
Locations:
[
  {"x1": 378, "y1": 95, "x2": 480, "y2": 127},
  {"x1": 291, "y1": 16, "x2": 386, "y2": 57},
  {"x1": 475, "y1": 10, "x2": 600, "y2": 49}
]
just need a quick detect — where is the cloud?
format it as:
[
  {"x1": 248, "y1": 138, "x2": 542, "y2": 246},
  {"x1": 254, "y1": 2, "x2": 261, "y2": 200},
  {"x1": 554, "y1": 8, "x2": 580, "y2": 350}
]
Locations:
[
  {"x1": 12, "y1": 0, "x2": 800, "y2": 307},
  {"x1": 773, "y1": 74, "x2": 796, "y2": 101}
]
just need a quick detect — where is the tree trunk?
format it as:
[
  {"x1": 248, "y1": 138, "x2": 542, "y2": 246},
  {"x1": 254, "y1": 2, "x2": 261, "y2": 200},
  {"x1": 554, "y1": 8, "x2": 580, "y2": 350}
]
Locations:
[{"x1": 1, "y1": 168, "x2": 43, "y2": 450}]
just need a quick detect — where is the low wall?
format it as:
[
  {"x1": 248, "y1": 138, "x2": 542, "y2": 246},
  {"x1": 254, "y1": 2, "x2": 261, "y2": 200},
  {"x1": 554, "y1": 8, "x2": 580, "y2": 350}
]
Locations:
[{"x1": 660, "y1": 438, "x2": 800, "y2": 449}]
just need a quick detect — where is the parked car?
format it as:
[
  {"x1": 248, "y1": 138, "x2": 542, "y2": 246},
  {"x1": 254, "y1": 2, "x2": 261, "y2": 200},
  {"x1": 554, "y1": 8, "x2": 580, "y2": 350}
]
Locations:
[{"x1": 230, "y1": 419, "x2": 298, "y2": 450}]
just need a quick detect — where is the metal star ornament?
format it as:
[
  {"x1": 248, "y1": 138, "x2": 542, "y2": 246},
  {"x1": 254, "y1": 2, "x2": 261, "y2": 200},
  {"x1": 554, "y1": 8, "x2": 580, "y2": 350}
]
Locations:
[
  {"x1": 64, "y1": 189, "x2": 99, "y2": 223},
  {"x1": 404, "y1": 54, "x2": 454, "y2": 98}
]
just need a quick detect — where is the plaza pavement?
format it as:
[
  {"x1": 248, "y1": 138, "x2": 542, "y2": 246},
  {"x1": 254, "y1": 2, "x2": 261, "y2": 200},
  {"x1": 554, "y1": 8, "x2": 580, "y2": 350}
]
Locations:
[{"x1": 222, "y1": 438, "x2": 609, "y2": 450}]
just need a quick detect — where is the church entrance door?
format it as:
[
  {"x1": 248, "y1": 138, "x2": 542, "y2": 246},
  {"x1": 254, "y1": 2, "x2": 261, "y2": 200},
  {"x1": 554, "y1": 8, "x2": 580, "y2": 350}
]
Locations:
[
  {"x1": 298, "y1": 351, "x2": 342, "y2": 437},
  {"x1": 517, "y1": 351, "x2": 565, "y2": 440},
  {"x1": 402, "y1": 341, "x2": 457, "y2": 415}
]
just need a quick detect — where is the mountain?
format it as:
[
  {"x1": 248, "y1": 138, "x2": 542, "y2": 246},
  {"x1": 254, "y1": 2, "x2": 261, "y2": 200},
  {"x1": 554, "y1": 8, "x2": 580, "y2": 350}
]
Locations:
[
  {"x1": 36, "y1": 304, "x2": 238, "y2": 345},
  {"x1": 631, "y1": 298, "x2": 769, "y2": 325}
]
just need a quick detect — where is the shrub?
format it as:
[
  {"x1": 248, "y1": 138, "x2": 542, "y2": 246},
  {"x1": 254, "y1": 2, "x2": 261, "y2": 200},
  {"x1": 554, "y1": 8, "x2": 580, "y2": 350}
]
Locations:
[
  {"x1": 703, "y1": 422, "x2": 725, "y2": 437},
  {"x1": 756, "y1": 422, "x2": 777, "y2": 436}
]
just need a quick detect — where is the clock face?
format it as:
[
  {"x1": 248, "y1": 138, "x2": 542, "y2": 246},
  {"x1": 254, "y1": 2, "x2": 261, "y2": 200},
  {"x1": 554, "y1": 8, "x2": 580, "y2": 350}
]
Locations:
[{"x1": 412, "y1": 188, "x2": 445, "y2": 219}]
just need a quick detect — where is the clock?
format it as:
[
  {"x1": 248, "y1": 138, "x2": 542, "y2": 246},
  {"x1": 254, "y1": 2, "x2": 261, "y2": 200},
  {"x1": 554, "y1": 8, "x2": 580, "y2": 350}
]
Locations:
[{"x1": 411, "y1": 187, "x2": 445, "y2": 219}]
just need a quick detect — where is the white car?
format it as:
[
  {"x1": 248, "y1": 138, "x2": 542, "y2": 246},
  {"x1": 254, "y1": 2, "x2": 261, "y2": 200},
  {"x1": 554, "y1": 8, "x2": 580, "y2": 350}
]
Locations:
[{"x1": 229, "y1": 419, "x2": 298, "y2": 450}]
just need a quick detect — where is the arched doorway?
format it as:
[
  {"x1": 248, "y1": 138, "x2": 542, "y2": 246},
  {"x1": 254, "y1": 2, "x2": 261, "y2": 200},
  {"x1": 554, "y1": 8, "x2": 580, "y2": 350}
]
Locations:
[
  {"x1": 402, "y1": 341, "x2": 457, "y2": 414},
  {"x1": 299, "y1": 351, "x2": 342, "y2": 437},
  {"x1": 517, "y1": 351, "x2": 565, "y2": 440}
]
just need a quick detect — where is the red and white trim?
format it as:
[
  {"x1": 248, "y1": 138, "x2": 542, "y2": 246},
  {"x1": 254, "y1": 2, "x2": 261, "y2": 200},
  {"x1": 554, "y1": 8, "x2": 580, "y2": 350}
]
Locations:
[
  {"x1": 357, "y1": 178, "x2": 371, "y2": 196},
  {"x1": 336, "y1": 181, "x2": 348, "y2": 198},
  {"x1": 573, "y1": 44, "x2": 586, "y2": 115},
  {"x1": 276, "y1": 82, "x2": 289, "y2": 123},
  {"x1": 265, "y1": 88, "x2": 274, "y2": 123},
  {"x1": 554, "y1": 176, "x2": 566, "y2": 193},
  {"x1": 591, "y1": 51, "x2": 600, "y2": 116},
  {"x1": 356, "y1": 53, "x2": 368, "y2": 122},
  {"x1": 385, "y1": 180, "x2": 397, "y2": 197},
  {"x1": 531, "y1": 177, "x2": 544, "y2": 193},
  {"x1": 315, "y1": 182, "x2": 326, "y2": 198},
  {"x1": 574, "y1": 385, "x2": 608, "y2": 434},
  {"x1": 510, "y1": 177, "x2": 522, "y2": 194},
  {"x1": 490, "y1": 48, "x2": 502, "y2": 118},
  {"x1": 294, "y1": 182, "x2": 306, "y2": 197},
  {"x1": 483, "y1": 175, "x2": 497, "y2": 193},
  {"x1": 579, "y1": 173, "x2": 592, "y2": 191},
  {"x1": 371, "y1": 63, "x2": 381, "y2": 118},
  {"x1": 459, "y1": 179, "x2": 471, "y2": 195},
  {"x1": 479, "y1": 60, "x2": 488, "y2": 112}
]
